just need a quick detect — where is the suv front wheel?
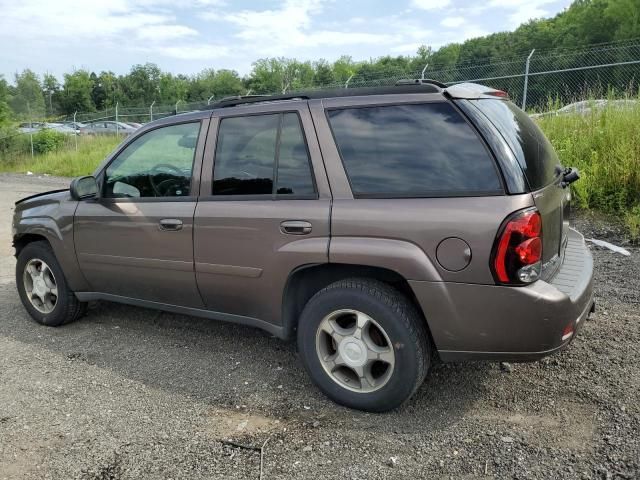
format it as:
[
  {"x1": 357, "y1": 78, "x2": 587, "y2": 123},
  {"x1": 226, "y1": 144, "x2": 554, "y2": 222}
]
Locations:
[
  {"x1": 297, "y1": 278, "x2": 430, "y2": 412},
  {"x1": 16, "y1": 241, "x2": 86, "y2": 327}
]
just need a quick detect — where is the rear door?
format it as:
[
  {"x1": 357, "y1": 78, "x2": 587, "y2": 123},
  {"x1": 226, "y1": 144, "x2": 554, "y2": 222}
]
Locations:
[
  {"x1": 468, "y1": 99, "x2": 568, "y2": 278},
  {"x1": 193, "y1": 102, "x2": 331, "y2": 325}
]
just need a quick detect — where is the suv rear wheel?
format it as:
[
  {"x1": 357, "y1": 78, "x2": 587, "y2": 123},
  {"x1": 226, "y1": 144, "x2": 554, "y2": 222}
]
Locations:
[
  {"x1": 297, "y1": 278, "x2": 430, "y2": 412},
  {"x1": 16, "y1": 241, "x2": 86, "y2": 327}
]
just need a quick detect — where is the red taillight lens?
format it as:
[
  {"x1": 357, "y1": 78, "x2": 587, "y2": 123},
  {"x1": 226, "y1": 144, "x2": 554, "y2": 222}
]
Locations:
[{"x1": 492, "y1": 208, "x2": 543, "y2": 284}]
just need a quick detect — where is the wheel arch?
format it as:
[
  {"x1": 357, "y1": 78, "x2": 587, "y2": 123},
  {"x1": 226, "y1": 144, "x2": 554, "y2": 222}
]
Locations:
[{"x1": 281, "y1": 263, "x2": 435, "y2": 347}]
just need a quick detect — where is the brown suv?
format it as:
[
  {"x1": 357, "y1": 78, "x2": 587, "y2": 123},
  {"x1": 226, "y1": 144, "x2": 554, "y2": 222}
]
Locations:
[{"x1": 12, "y1": 81, "x2": 594, "y2": 412}]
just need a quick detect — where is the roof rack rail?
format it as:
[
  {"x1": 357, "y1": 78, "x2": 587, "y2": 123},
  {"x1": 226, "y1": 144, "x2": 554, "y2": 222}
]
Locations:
[
  {"x1": 212, "y1": 94, "x2": 310, "y2": 109},
  {"x1": 203, "y1": 83, "x2": 444, "y2": 110},
  {"x1": 395, "y1": 78, "x2": 449, "y2": 88}
]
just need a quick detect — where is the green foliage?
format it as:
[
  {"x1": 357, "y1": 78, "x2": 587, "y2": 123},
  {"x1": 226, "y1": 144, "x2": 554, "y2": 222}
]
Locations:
[
  {"x1": 32, "y1": 129, "x2": 66, "y2": 154},
  {"x1": 0, "y1": 76, "x2": 12, "y2": 125},
  {"x1": 9, "y1": 70, "x2": 45, "y2": 119},
  {"x1": 60, "y1": 70, "x2": 95, "y2": 114},
  {"x1": 625, "y1": 205, "x2": 640, "y2": 243}
]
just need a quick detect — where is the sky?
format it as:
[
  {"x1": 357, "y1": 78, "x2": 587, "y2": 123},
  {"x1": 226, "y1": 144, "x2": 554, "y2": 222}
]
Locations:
[{"x1": 0, "y1": 0, "x2": 572, "y2": 81}]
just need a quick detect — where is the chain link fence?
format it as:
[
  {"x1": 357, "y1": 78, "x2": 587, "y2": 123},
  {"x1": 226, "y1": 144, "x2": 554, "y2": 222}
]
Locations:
[{"x1": 2, "y1": 38, "x2": 639, "y2": 165}]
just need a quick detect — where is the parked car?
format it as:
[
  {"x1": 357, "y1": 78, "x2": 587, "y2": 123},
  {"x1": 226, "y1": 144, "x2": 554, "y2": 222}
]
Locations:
[
  {"x1": 125, "y1": 122, "x2": 143, "y2": 129},
  {"x1": 18, "y1": 122, "x2": 77, "y2": 135},
  {"x1": 86, "y1": 121, "x2": 137, "y2": 136},
  {"x1": 18, "y1": 122, "x2": 44, "y2": 133},
  {"x1": 531, "y1": 99, "x2": 637, "y2": 118},
  {"x1": 12, "y1": 82, "x2": 594, "y2": 412},
  {"x1": 63, "y1": 121, "x2": 91, "y2": 135}
]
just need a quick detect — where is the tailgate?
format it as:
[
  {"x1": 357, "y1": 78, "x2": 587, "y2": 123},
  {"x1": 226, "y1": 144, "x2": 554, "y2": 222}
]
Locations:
[{"x1": 532, "y1": 177, "x2": 570, "y2": 279}]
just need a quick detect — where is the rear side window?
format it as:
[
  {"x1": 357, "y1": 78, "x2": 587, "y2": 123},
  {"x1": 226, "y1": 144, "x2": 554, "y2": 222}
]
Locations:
[
  {"x1": 470, "y1": 100, "x2": 560, "y2": 190},
  {"x1": 327, "y1": 103, "x2": 501, "y2": 197},
  {"x1": 212, "y1": 113, "x2": 315, "y2": 197}
]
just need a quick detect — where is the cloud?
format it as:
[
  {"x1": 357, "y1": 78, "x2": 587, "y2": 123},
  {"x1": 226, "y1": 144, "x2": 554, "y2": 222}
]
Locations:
[
  {"x1": 136, "y1": 25, "x2": 199, "y2": 41},
  {"x1": 441, "y1": 16, "x2": 465, "y2": 28},
  {"x1": 487, "y1": 0, "x2": 557, "y2": 26},
  {"x1": 203, "y1": 0, "x2": 400, "y2": 57},
  {"x1": 410, "y1": 0, "x2": 452, "y2": 11},
  {"x1": 156, "y1": 44, "x2": 230, "y2": 60}
]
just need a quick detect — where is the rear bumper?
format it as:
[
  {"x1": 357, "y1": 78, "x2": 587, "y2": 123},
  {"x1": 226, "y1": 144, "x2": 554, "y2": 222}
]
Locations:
[{"x1": 410, "y1": 228, "x2": 594, "y2": 362}]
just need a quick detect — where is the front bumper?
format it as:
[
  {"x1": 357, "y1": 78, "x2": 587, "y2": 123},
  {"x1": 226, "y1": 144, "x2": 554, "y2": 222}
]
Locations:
[{"x1": 410, "y1": 228, "x2": 594, "y2": 362}]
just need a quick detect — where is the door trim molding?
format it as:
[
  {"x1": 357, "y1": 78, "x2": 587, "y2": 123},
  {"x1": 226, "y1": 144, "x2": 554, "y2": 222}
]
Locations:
[
  {"x1": 74, "y1": 292, "x2": 285, "y2": 338},
  {"x1": 77, "y1": 253, "x2": 193, "y2": 272},
  {"x1": 195, "y1": 262, "x2": 263, "y2": 278}
]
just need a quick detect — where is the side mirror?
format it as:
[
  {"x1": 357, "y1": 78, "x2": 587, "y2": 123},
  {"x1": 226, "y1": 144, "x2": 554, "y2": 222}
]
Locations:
[{"x1": 70, "y1": 175, "x2": 98, "y2": 200}]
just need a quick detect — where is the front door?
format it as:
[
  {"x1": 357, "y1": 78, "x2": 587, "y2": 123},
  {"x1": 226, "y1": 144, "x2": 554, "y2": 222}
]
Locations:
[
  {"x1": 194, "y1": 103, "x2": 331, "y2": 325},
  {"x1": 74, "y1": 119, "x2": 207, "y2": 307}
]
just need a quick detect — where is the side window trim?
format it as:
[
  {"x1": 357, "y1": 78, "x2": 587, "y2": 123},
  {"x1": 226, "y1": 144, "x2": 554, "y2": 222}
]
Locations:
[
  {"x1": 207, "y1": 111, "x2": 318, "y2": 200},
  {"x1": 96, "y1": 119, "x2": 207, "y2": 202}
]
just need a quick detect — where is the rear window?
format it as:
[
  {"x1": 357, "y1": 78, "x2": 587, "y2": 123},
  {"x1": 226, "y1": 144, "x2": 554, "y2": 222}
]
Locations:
[
  {"x1": 470, "y1": 100, "x2": 560, "y2": 190},
  {"x1": 327, "y1": 103, "x2": 501, "y2": 197}
]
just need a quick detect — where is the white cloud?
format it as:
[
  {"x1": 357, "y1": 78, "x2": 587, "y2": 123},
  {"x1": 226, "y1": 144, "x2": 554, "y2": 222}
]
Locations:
[
  {"x1": 156, "y1": 44, "x2": 229, "y2": 60},
  {"x1": 203, "y1": 0, "x2": 399, "y2": 57},
  {"x1": 487, "y1": 0, "x2": 557, "y2": 27},
  {"x1": 410, "y1": 0, "x2": 451, "y2": 11},
  {"x1": 441, "y1": 16, "x2": 465, "y2": 28},
  {"x1": 136, "y1": 25, "x2": 199, "y2": 41}
]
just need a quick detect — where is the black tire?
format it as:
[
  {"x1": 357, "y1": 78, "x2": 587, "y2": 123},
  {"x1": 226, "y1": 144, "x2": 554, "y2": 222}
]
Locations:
[
  {"x1": 297, "y1": 278, "x2": 430, "y2": 412},
  {"x1": 16, "y1": 241, "x2": 86, "y2": 327}
]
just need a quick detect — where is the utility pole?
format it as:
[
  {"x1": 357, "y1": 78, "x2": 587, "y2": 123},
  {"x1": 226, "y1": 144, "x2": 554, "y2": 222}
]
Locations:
[
  {"x1": 115, "y1": 102, "x2": 119, "y2": 136},
  {"x1": 150, "y1": 100, "x2": 155, "y2": 122}
]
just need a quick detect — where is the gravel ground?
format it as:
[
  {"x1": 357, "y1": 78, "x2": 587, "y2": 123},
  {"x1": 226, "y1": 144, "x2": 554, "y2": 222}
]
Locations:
[{"x1": 0, "y1": 173, "x2": 638, "y2": 480}]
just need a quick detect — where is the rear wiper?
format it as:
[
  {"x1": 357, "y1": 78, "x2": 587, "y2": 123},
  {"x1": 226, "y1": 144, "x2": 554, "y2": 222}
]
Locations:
[{"x1": 561, "y1": 167, "x2": 580, "y2": 188}]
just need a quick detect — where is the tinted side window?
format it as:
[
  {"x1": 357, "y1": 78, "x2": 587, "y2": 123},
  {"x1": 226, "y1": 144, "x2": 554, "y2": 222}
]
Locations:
[
  {"x1": 213, "y1": 115, "x2": 279, "y2": 195},
  {"x1": 327, "y1": 103, "x2": 501, "y2": 197},
  {"x1": 276, "y1": 113, "x2": 315, "y2": 195},
  {"x1": 212, "y1": 113, "x2": 315, "y2": 197},
  {"x1": 104, "y1": 122, "x2": 200, "y2": 198}
]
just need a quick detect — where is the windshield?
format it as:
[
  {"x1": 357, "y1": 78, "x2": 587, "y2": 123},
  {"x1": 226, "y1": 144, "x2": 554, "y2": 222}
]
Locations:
[{"x1": 470, "y1": 99, "x2": 561, "y2": 190}]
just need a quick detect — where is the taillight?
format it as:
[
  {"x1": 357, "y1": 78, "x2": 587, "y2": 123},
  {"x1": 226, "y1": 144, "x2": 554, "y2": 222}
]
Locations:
[{"x1": 492, "y1": 208, "x2": 542, "y2": 285}]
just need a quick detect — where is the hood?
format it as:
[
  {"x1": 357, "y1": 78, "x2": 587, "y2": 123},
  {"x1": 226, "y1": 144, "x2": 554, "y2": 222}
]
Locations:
[{"x1": 14, "y1": 189, "x2": 71, "y2": 213}]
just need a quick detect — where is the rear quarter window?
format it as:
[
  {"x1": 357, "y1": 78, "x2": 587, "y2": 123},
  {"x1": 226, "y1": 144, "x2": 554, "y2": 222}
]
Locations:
[
  {"x1": 470, "y1": 100, "x2": 561, "y2": 190},
  {"x1": 327, "y1": 103, "x2": 502, "y2": 197}
]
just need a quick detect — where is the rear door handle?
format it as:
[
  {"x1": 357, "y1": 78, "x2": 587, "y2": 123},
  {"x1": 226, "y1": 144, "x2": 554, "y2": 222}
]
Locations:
[
  {"x1": 280, "y1": 220, "x2": 312, "y2": 235},
  {"x1": 159, "y1": 218, "x2": 183, "y2": 231}
]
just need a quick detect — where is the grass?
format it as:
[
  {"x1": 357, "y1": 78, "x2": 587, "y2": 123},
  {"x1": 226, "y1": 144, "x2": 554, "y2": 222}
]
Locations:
[{"x1": 0, "y1": 135, "x2": 121, "y2": 177}]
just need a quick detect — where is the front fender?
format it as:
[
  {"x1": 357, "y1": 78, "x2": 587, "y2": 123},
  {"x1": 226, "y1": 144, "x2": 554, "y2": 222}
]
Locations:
[{"x1": 13, "y1": 194, "x2": 89, "y2": 292}]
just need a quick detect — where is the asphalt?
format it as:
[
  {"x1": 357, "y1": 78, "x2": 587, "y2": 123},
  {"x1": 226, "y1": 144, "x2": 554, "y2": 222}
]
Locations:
[{"x1": 0, "y1": 173, "x2": 638, "y2": 479}]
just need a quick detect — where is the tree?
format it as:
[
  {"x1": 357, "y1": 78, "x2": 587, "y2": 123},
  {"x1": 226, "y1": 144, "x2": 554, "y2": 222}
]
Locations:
[
  {"x1": 313, "y1": 60, "x2": 335, "y2": 87},
  {"x1": 42, "y1": 73, "x2": 60, "y2": 116},
  {"x1": 0, "y1": 76, "x2": 11, "y2": 125},
  {"x1": 606, "y1": 0, "x2": 640, "y2": 39},
  {"x1": 10, "y1": 70, "x2": 45, "y2": 119},
  {"x1": 60, "y1": 70, "x2": 95, "y2": 114},
  {"x1": 121, "y1": 63, "x2": 162, "y2": 105}
]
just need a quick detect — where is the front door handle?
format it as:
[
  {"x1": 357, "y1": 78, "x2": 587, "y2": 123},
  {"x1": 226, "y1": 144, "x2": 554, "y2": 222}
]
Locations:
[
  {"x1": 280, "y1": 220, "x2": 312, "y2": 235},
  {"x1": 159, "y1": 218, "x2": 183, "y2": 231}
]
